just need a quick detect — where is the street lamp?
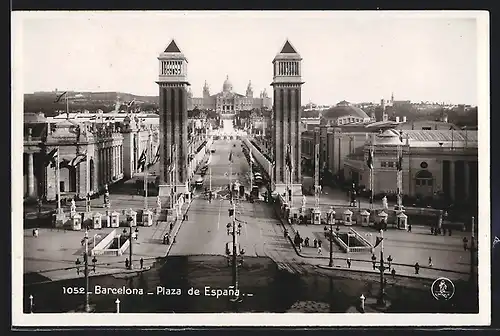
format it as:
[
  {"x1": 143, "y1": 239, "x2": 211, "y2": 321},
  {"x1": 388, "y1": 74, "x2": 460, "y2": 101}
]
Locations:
[
  {"x1": 124, "y1": 217, "x2": 137, "y2": 270},
  {"x1": 74, "y1": 229, "x2": 92, "y2": 312},
  {"x1": 227, "y1": 204, "x2": 241, "y2": 301},
  {"x1": 328, "y1": 207, "x2": 336, "y2": 267},
  {"x1": 470, "y1": 216, "x2": 476, "y2": 284},
  {"x1": 376, "y1": 229, "x2": 386, "y2": 306}
]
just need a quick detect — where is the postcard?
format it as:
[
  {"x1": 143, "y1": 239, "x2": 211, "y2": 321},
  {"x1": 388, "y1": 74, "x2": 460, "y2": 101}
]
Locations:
[{"x1": 12, "y1": 10, "x2": 490, "y2": 327}]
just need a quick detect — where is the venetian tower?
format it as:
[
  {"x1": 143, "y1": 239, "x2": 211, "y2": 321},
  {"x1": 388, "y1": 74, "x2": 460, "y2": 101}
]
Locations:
[
  {"x1": 271, "y1": 40, "x2": 304, "y2": 196},
  {"x1": 156, "y1": 40, "x2": 190, "y2": 196}
]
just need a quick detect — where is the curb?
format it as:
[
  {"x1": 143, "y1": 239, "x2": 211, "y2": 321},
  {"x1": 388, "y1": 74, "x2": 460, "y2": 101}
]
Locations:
[
  {"x1": 315, "y1": 265, "x2": 460, "y2": 281},
  {"x1": 273, "y1": 205, "x2": 470, "y2": 276}
]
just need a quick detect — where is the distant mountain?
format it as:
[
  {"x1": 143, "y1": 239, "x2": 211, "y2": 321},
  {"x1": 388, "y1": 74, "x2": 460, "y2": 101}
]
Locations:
[{"x1": 24, "y1": 91, "x2": 159, "y2": 116}]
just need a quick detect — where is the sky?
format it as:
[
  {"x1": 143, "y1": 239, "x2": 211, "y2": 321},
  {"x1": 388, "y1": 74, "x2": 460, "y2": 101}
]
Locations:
[{"x1": 14, "y1": 11, "x2": 485, "y2": 105}]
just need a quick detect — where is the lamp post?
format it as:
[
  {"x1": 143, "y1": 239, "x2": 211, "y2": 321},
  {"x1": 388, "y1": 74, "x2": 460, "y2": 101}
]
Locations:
[
  {"x1": 377, "y1": 229, "x2": 386, "y2": 306},
  {"x1": 124, "y1": 217, "x2": 138, "y2": 270},
  {"x1": 328, "y1": 207, "x2": 336, "y2": 267},
  {"x1": 75, "y1": 229, "x2": 91, "y2": 312},
  {"x1": 227, "y1": 204, "x2": 242, "y2": 301},
  {"x1": 29, "y1": 295, "x2": 34, "y2": 313},
  {"x1": 470, "y1": 216, "x2": 476, "y2": 284}
]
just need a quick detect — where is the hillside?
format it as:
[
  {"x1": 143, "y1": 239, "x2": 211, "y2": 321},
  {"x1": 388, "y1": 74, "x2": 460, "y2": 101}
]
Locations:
[{"x1": 24, "y1": 91, "x2": 159, "y2": 116}]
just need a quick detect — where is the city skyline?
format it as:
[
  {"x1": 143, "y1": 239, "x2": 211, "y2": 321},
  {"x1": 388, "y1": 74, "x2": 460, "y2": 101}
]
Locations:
[{"x1": 15, "y1": 11, "x2": 485, "y2": 106}]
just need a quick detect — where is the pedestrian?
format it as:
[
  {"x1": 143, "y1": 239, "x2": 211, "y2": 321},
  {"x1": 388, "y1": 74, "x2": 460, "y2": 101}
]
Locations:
[
  {"x1": 449, "y1": 229, "x2": 452, "y2": 236},
  {"x1": 125, "y1": 258, "x2": 129, "y2": 269},
  {"x1": 463, "y1": 237, "x2": 468, "y2": 251},
  {"x1": 391, "y1": 268, "x2": 396, "y2": 278},
  {"x1": 372, "y1": 261, "x2": 377, "y2": 270},
  {"x1": 305, "y1": 237, "x2": 310, "y2": 247},
  {"x1": 140, "y1": 258, "x2": 144, "y2": 269},
  {"x1": 92, "y1": 256, "x2": 97, "y2": 273},
  {"x1": 170, "y1": 223, "x2": 174, "y2": 232},
  {"x1": 317, "y1": 246, "x2": 322, "y2": 255},
  {"x1": 32, "y1": 229, "x2": 36, "y2": 237},
  {"x1": 387, "y1": 255, "x2": 393, "y2": 269},
  {"x1": 34, "y1": 228, "x2": 39, "y2": 237},
  {"x1": 431, "y1": 227, "x2": 434, "y2": 235},
  {"x1": 162, "y1": 235, "x2": 166, "y2": 244},
  {"x1": 76, "y1": 258, "x2": 81, "y2": 275},
  {"x1": 318, "y1": 240, "x2": 322, "y2": 248},
  {"x1": 428, "y1": 256, "x2": 433, "y2": 267},
  {"x1": 408, "y1": 224, "x2": 412, "y2": 233},
  {"x1": 313, "y1": 239, "x2": 317, "y2": 248},
  {"x1": 347, "y1": 258, "x2": 351, "y2": 268},
  {"x1": 414, "y1": 262, "x2": 420, "y2": 274}
]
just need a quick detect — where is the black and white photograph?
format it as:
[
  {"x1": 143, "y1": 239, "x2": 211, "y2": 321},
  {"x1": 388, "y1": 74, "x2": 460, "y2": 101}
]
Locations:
[{"x1": 12, "y1": 11, "x2": 490, "y2": 327}]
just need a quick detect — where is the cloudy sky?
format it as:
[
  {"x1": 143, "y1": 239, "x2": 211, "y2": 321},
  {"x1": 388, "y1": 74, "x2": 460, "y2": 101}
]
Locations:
[{"x1": 14, "y1": 11, "x2": 485, "y2": 105}]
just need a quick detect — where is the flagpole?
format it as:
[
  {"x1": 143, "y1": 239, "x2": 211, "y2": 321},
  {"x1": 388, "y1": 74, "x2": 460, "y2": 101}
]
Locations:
[
  {"x1": 451, "y1": 127, "x2": 454, "y2": 150},
  {"x1": 66, "y1": 94, "x2": 69, "y2": 119},
  {"x1": 290, "y1": 147, "x2": 294, "y2": 208},
  {"x1": 144, "y1": 134, "x2": 150, "y2": 210},
  {"x1": 397, "y1": 144, "x2": 402, "y2": 210},
  {"x1": 315, "y1": 143, "x2": 319, "y2": 209},
  {"x1": 369, "y1": 139, "x2": 374, "y2": 211},
  {"x1": 56, "y1": 147, "x2": 61, "y2": 214},
  {"x1": 250, "y1": 152, "x2": 253, "y2": 191}
]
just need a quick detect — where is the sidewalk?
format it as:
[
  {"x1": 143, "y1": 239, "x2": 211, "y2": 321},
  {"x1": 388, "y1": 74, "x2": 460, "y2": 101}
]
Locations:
[
  {"x1": 24, "y1": 200, "x2": 192, "y2": 283},
  {"x1": 273, "y1": 203, "x2": 471, "y2": 281}
]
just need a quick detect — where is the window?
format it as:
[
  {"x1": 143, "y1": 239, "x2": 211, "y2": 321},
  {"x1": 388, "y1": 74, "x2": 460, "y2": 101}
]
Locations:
[
  {"x1": 422, "y1": 127, "x2": 431, "y2": 130},
  {"x1": 381, "y1": 162, "x2": 387, "y2": 167},
  {"x1": 388, "y1": 162, "x2": 394, "y2": 168}
]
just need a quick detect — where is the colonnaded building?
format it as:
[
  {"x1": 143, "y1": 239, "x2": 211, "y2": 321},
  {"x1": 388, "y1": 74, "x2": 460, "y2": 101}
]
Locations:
[
  {"x1": 23, "y1": 111, "x2": 211, "y2": 201},
  {"x1": 299, "y1": 116, "x2": 478, "y2": 203},
  {"x1": 188, "y1": 76, "x2": 272, "y2": 116}
]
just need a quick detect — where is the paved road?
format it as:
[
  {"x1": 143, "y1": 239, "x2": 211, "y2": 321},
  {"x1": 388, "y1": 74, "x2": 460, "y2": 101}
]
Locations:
[{"x1": 170, "y1": 139, "x2": 307, "y2": 274}]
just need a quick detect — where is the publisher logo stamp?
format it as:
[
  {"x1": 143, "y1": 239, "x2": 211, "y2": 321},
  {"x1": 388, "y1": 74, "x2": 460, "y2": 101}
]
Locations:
[{"x1": 431, "y1": 277, "x2": 455, "y2": 301}]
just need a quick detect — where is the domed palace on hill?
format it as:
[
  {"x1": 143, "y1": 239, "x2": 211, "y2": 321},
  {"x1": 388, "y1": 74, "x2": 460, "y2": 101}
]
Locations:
[
  {"x1": 188, "y1": 75, "x2": 272, "y2": 118},
  {"x1": 319, "y1": 100, "x2": 373, "y2": 126}
]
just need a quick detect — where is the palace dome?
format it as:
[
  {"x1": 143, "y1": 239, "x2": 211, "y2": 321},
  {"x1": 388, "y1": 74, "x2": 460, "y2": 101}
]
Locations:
[
  {"x1": 223, "y1": 75, "x2": 233, "y2": 92},
  {"x1": 375, "y1": 129, "x2": 404, "y2": 145},
  {"x1": 322, "y1": 100, "x2": 370, "y2": 120}
]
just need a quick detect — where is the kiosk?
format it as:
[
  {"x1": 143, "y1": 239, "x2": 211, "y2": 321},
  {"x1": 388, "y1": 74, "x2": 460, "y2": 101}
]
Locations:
[
  {"x1": 359, "y1": 210, "x2": 370, "y2": 227},
  {"x1": 396, "y1": 212, "x2": 408, "y2": 230},
  {"x1": 92, "y1": 212, "x2": 102, "y2": 229},
  {"x1": 142, "y1": 209, "x2": 153, "y2": 227},
  {"x1": 312, "y1": 208, "x2": 322, "y2": 225},
  {"x1": 343, "y1": 209, "x2": 353, "y2": 226},
  {"x1": 377, "y1": 211, "x2": 389, "y2": 230},
  {"x1": 128, "y1": 209, "x2": 137, "y2": 227},
  {"x1": 71, "y1": 213, "x2": 82, "y2": 231},
  {"x1": 110, "y1": 211, "x2": 120, "y2": 228}
]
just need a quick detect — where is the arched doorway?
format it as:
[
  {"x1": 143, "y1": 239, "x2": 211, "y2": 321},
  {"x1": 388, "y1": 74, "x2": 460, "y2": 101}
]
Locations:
[
  {"x1": 89, "y1": 158, "x2": 95, "y2": 192},
  {"x1": 414, "y1": 170, "x2": 433, "y2": 197},
  {"x1": 60, "y1": 167, "x2": 77, "y2": 193}
]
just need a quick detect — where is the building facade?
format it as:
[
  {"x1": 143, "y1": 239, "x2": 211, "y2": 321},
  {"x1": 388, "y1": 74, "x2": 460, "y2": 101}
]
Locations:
[
  {"x1": 188, "y1": 76, "x2": 272, "y2": 115},
  {"x1": 23, "y1": 113, "x2": 159, "y2": 201},
  {"x1": 301, "y1": 124, "x2": 478, "y2": 202}
]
